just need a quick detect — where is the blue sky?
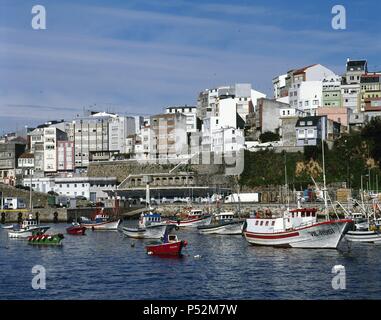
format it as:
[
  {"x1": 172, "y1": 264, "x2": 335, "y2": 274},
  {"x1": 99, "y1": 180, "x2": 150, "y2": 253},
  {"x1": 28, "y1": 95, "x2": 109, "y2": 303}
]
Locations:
[{"x1": 1, "y1": 0, "x2": 381, "y2": 134}]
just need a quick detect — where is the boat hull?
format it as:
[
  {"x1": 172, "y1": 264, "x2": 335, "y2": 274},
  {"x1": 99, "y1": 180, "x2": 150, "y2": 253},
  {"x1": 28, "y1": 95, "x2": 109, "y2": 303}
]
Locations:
[
  {"x1": 81, "y1": 219, "x2": 120, "y2": 230},
  {"x1": 146, "y1": 240, "x2": 186, "y2": 256},
  {"x1": 28, "y1": 234, "x2": 64, "y2": 245},
  {"x1": 198, "y1": 221, "x2": 244, "y2": 235},
  {"x1": 345, "y1": 230, "x2": 381, "y2": 243},
  {"x1": 122, "y1": 224, "x2": 167, "y2": 239},
  {"x1": 168, "y1": 215, "x2": 212, "y2": 228},
  {"x1": 66, "y1": 226, "x2": 86, "y2": 235},
  {"x1": 8, "y1": 226, "x2": 50, "y2": 239},
  {"x1": 244, "y1": 219, "x2": 352, "y2": 249}
]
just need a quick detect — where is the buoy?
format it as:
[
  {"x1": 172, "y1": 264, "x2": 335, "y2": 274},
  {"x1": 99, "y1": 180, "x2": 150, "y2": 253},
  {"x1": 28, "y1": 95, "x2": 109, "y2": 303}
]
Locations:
[
  {"x1": 147, "y1": 251, "x2": 153, "y2": 255},
  {"x1": 194, "y1": 254, "x2": 202, "y2": 259},
  {"x1": 131, "y1": 242, "x2": 135, "y2": 247}
]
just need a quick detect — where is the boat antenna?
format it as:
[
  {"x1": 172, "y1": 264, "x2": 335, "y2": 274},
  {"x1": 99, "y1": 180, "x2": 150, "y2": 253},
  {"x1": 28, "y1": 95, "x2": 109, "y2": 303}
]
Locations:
[{"x1": 29, "y1": 172, "x2": 33, "y2": 215}]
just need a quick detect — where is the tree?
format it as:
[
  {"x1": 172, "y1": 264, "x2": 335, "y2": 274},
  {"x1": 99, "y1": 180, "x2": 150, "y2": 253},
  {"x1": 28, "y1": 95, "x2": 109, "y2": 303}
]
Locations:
[{"x1": 362, "y1": 117, "x2": 381, "y2": 169}]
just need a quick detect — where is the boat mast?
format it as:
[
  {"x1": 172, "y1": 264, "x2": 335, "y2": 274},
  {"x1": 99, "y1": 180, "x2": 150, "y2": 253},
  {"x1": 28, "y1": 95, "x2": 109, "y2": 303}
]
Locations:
[
  {"x1": 284, "y1": 153, "x2": 290, "y2": 211},
  {"x1": 29, "y1": 172, "x2": 33, "y2": 214},
  {"x1": 321, "y1": 138, "x2": 328, "y2": 220}
]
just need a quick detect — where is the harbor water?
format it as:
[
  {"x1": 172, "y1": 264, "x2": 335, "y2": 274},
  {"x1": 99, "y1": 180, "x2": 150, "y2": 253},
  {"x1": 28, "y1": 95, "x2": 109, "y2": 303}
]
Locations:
[{"x1": 1, "y1": 221, "x2": 381, "y2": 300}]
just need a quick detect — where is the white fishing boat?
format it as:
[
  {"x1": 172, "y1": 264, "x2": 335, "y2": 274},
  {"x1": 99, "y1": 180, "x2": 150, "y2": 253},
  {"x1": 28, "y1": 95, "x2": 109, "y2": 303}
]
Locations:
[
  {"x1": 122, "y1": 212, "x2": 169, "y2": 239},
  {"x1": 80, "y1": 208, "x2": 120, "y2": 230},
  {"x1": 198, "y1": 212, "x2": 244, "y2": 235},
  {"x1": 346, "y1": 230, "x2": 381, "y2": 243},
  {"x1": 243, "y1": 208, "x2": 352, "y2": 248},
  {"x1": 8, "y1": 215, "x2": 50, "y2": 239},
  {"x1": 167, "y1": 209, "x2": 212, "y2": 228},
  {"x1": 243, "y1": 139, "x2": 352, "y2": 249},
  {"x1": 344, "y1": 199, "x2": 381, "y2": 243}
]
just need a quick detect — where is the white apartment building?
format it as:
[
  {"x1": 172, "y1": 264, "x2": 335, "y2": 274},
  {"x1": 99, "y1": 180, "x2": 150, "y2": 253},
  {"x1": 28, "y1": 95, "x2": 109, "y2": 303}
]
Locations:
[
  {"x1": 211, "y1": 127, "x2": 245, "y2": 154},
  {"x1": 165, "y1": 105, "x2": 198, "y2": 133},
  {"x1": 108, "y1": 116, "x2": 136, "y2": 154},
  {"x1": 197, "y1": 84, "x2": 266, "y2": 123},
  {"x1": 71, "y1": 112, "x2": 114, "y2": 168},
  {"x1": 287, "y1": 64, "x2": 335, "y2": 115},
  {"x1": 273, "y1": 74, "x2": 288, "y2": 99}
]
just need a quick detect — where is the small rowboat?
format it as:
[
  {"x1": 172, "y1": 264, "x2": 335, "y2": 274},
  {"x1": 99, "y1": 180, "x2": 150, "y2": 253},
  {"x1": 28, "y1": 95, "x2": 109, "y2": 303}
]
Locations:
[
  {"x1": 66, "y1": 223, "x2": 86, "y2": 235},
  {"x1": 28, "y1": 233, "x2": 64, "y2": 246},
  {"x1": 145, "y1": 234, "x2": 187, "y2": 256}
]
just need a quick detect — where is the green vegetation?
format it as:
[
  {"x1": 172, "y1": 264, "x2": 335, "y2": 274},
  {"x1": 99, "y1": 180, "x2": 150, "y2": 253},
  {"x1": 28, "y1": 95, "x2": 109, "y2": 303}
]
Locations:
[
  {"x1": 259, "y1": 131, "x2": 280, "y2": 143},
  {"x1": 240, "y1": 120, "x2": 381, "y2": 189}
]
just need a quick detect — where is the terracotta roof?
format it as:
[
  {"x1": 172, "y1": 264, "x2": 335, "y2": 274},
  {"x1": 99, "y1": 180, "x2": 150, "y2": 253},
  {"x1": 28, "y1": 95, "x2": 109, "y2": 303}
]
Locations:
[
  {"x1": 19, "y1": 152, "x2": 34, "y2": 159},
  {"x1": 293, "y1": 64, "x2": 318, "y2": 75}
]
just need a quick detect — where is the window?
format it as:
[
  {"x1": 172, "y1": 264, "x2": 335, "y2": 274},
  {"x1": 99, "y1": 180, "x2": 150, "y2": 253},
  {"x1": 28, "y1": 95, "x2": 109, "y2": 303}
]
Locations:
[
  {"x1": 260, "y1": 221, "x2": 264, "y2": 226},
  {"x1": 265, "y1": 221, "x2": 269, "y2": 226},
  {"x1": 271, "y1": 221, "x2": 275, "y2": 226}
]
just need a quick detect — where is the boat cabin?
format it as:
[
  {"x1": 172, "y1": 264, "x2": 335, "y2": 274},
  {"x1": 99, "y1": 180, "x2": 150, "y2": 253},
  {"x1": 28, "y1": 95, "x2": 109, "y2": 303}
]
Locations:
[
  {"x1": 188, "y1": 210, "x2": 205, "y2": 217},
  {"x1": 168, "y1": 235, "x2": 179, "y2": 243},
  {"x1": 22, "y1": 219, "x2": 38, "y2": 229},
  {"x1": 215, "y1": 212, "x2": 235, "y2": 222},
  {"x1": 94, "y1": 214, "x2": 110, "y2": 222},
  {"x1": 139, "y1": 212, "x2": 162, "y2": 227},
  {"x1": 246, "y1": 208, "x2": 318, "y2": 233}
]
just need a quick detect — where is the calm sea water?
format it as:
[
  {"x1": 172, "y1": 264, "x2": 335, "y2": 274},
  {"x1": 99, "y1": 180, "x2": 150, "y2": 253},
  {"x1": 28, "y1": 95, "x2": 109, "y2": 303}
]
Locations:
[{"x1": 1, "y1": 221, "x2": 381, "y2": 300}]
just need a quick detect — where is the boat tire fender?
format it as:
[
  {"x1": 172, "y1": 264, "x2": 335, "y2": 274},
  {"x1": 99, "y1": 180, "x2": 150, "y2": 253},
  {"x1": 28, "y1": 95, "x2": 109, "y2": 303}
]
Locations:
[
  {"x1": 17, "y1": 212, "x2": 23, "y2": 224},
  {"x1": 1, "y1": 212, "x2": 5, "y2": 224},
  {"x1": 53, "y1": 212, "x2": 58, "y2": 223}
]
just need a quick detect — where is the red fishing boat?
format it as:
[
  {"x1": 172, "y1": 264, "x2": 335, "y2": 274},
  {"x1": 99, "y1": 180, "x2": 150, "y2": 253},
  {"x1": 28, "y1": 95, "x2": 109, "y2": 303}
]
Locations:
[
  {"x1": 66, "y1": 223, "x2": 86, "y2": 235},
  {"x1": 145, "y1": 234, "x2": 187, "y2": 256}
]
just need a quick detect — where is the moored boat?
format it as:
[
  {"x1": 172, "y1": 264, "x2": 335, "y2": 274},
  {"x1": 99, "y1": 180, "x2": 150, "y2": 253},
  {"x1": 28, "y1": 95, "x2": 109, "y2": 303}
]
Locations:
[
  {"x1": 345, "y1": 230, "x2": 381, "y2": 243},
  {"x1": 122, "y1": 211, "x2": 171, "y2": 239},
  {"x1": 168, "y1": 209, "x2": 212, "y2": 228},
  {"x1": 28, "y1": 233, "x2": 64, "y2": 246},
  {"x1": 198, "y1": 212, "x2": 244, "y2": 235},
  {"x1": 66, "y1": 223, "x2": 86, "y2": 235},
  {"x1": 243, "y1": 208, "x2": 352, "y2": 249},
  {"x1": 80, "y1": 208, "x2": 120, "y2": 230},
  {"x1": 145, "y1": 234, "x2": 187, "y2": 256},
  {"x1": 122, "y1": 224, "x2": 167, "y2": 239},
  {"x1": 7, "y1": 215, "x2": 50, "y2": 239}
]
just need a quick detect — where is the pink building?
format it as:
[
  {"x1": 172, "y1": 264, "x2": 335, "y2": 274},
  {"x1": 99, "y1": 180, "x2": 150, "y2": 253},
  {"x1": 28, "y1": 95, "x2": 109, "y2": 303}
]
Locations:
[
  {"x1": 57, "y1": 141, "x2": 74, "y2": 171},
  {"x1": 317, "y1": 107, "x2": 350, "y2": 130}
]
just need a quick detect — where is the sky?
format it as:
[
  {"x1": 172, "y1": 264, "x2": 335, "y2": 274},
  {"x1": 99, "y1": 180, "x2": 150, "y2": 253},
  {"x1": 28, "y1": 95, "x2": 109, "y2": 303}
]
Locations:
[{"x1": 1, "y1": 0, "x2": 381, "y2": 134}]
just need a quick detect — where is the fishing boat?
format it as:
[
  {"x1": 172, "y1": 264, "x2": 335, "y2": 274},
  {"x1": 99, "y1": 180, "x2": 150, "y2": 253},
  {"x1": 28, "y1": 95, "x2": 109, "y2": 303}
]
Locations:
[
  {"x1": 167, "y1": 209, "x2": 212, "y2": 228},
  {"x1": 66, "y1": 223, "x2": 86, "y2": 235},
  {"x1": 80, "y1": 208, "x2": 120, "y2": 230},
  {"x1": 122, "y1": 212, "x2": 168, "y2": 239},
  {"x1": 145, "y1": 234, "x2": 188, "y2": 256},
  {"x1": 243, "y1": 207, "x2": 352, "y2": 248},
  {"x1": 198, "y1": 212, "x2": 244, "y2": 235},
  {"x1": 28, "y1": 233, "x2": 64, "y2": 246},
  {"x1": 243, "y1": 140, "x2": 352, "y2": 249},
  {"x1": 7, "y1": 215, "x2": 50, "y2": 239},
  {"x1": 344, "y1": 199, "x2": 381, "y2": 243}
]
